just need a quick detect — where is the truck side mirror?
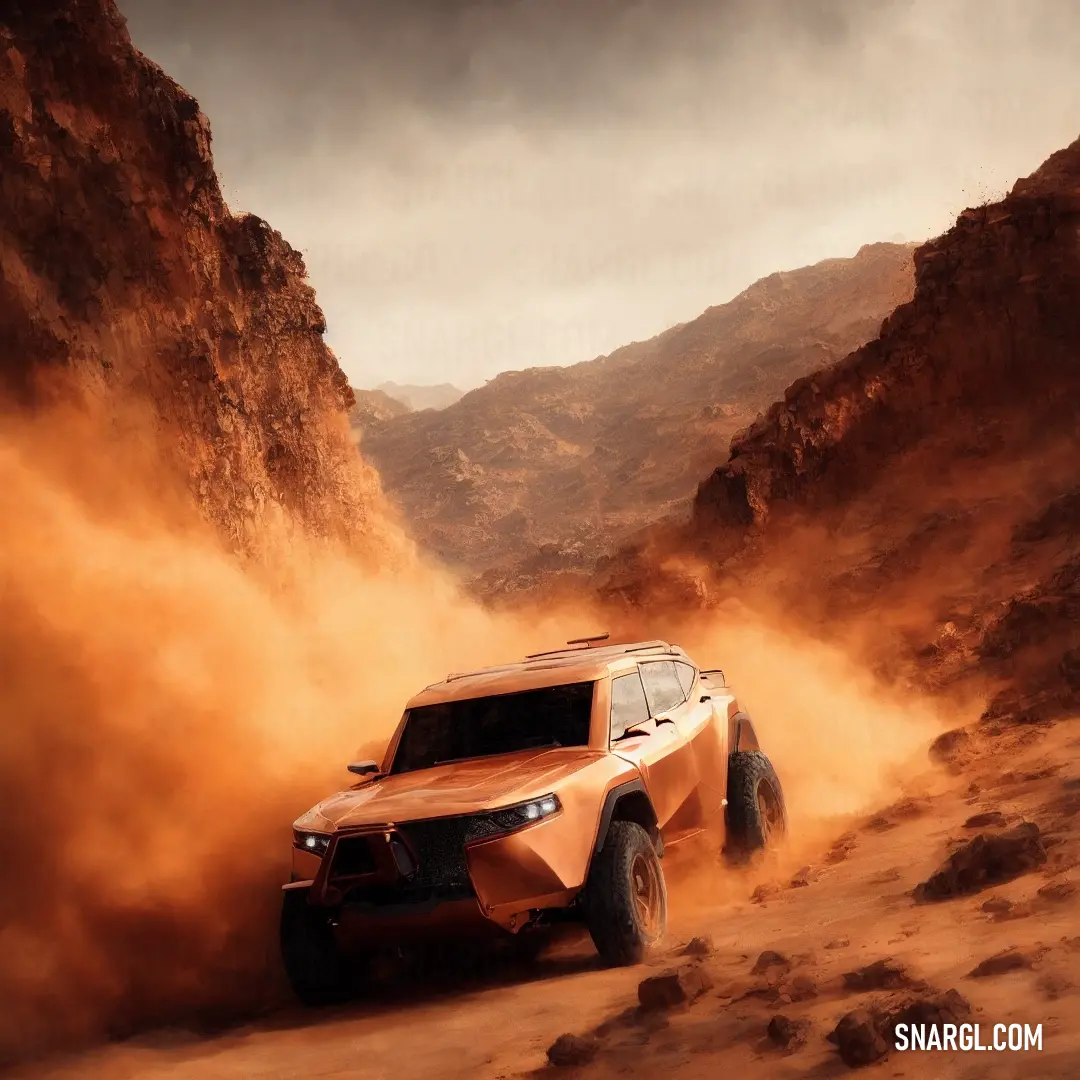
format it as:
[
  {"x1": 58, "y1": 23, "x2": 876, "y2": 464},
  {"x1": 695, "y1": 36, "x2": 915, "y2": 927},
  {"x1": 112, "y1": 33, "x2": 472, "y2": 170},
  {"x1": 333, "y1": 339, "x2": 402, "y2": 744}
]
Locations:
[{"x1": 347, "y1": 760, "x2": 380, "y2": 776}]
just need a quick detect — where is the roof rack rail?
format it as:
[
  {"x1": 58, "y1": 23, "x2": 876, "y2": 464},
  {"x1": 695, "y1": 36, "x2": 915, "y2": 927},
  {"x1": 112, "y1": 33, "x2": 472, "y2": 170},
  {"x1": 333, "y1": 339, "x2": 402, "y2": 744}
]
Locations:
[{"x1": 525, "y1": 633, "x2": 610, "y2": 660}]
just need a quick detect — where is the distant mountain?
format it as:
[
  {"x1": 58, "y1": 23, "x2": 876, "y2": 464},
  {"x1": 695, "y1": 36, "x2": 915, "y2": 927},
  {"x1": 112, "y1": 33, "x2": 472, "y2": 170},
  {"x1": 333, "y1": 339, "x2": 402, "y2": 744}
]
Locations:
[
  {"x1": 376, "y1": 382, "x2": 464, "y2": 412},
  {"x1": 360, "y1": 243, "x2": 916, "y2": 585}
]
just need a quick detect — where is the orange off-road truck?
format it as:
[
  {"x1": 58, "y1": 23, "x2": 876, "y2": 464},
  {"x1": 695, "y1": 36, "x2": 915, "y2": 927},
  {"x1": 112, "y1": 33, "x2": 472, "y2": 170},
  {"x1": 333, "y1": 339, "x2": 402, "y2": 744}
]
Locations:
[{"x1": 281, "y1": 636, "x2": 786, "y2": 1003}]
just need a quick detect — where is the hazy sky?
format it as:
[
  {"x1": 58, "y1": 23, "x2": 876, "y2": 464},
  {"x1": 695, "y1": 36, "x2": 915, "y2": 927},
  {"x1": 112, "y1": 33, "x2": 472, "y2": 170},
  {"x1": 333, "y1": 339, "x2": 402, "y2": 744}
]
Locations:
[{"x1": 119, "y1": 0, "x2": 1080, "y2": 391}]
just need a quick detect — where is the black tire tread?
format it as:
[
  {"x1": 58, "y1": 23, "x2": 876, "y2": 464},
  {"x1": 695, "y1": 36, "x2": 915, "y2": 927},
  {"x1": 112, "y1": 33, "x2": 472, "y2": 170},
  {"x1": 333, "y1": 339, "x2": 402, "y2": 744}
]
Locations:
[
  {"x1": 280, "y1": 891, "x2": 351, "y2": 1006},
  {"x1": 584, "y1": 820, "x2": 667, "y2": 965},
  {"x1": 726, "y1": 749, "x2": 787, "y2": 855}
]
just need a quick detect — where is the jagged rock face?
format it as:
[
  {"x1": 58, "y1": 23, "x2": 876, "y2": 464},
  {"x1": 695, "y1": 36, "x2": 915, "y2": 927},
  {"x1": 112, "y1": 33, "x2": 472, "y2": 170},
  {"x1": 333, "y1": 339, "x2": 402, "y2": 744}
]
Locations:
[
  {"x1": 694, "y1": 141, "x2": 1080, "y2": 532},
  {"x1": 0, "y1": 0, "x2": 382, "y2": 551},
  {"x1": 674, "y1": 136, "x2": 1080, "y2": 718},
  {"x1": 361, "y1": 243, "x2": 914, "y2": 587}
]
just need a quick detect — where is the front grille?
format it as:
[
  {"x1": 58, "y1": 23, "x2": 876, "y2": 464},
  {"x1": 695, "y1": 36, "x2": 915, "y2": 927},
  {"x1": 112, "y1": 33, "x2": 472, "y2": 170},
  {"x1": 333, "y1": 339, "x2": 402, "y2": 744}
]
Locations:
[
  {"x1": 400, "y1": 816, "x2": 484, "y2": 891},
  {"x1": 339, "y1": 812, "x2": 502, "y2": 907},
  {"x1": 329, "y1": 835, "x2": 376, "y2": 879}
]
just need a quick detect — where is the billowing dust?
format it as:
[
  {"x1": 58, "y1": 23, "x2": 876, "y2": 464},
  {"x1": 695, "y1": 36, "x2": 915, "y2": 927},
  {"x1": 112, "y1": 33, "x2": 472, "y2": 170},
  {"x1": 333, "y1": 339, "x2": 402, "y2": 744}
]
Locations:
[{"x1": 0, "y1": 402, "x2": 950, "y2": 1066}]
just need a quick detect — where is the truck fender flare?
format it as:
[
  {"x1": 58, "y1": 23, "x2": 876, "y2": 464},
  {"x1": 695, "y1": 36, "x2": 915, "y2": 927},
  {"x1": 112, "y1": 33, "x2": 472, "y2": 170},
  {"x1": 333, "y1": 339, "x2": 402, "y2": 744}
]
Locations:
[
  {"x1": 728, "y1": 711, "x2": 761, "y2": 754},
  {"x1": 592, "y1": 777, "x2": 660, "y2": 855}
]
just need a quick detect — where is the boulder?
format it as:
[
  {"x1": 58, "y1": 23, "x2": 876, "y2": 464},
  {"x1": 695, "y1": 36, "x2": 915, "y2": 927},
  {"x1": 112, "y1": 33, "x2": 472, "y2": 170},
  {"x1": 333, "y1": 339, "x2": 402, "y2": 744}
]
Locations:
[
  {"x1": 914, "y1": 822, "x2": 1047, "y2": 901},
  {"x1": 637, "y1": 965, "x2": 713, "y2": 1010},
  {"x1": 829, "y1": 1010, "x2": 888, "y2": 1067},
  {"x1": 546, "y1": 1034, "x2": 599, "y2": 1067},
  {"x1": 842, "y1": 958, "x2": 918, "y2": 992},
  {"x1": 767, "y1": 1014, "x2": 811, "y2": 1052}
]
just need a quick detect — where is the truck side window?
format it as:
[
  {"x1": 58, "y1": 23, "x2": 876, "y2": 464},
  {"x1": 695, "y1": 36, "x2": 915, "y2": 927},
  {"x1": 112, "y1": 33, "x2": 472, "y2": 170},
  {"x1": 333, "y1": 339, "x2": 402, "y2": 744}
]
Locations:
[
  {"x1": 610, "y1": 672, "x2": 650, "y2": 739},
  {"x1": 639, "y1": 660, "x2": 686, "y2": 716},
  {"x1": 674, "y1": 661, "x2": 697, "y2": 698}
]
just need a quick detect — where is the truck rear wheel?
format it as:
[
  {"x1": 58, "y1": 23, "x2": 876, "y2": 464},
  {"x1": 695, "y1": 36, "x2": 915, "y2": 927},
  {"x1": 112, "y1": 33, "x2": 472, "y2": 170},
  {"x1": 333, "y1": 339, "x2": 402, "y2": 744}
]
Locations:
[
  {"x1": 280, "y1": 890, "x2": 351, "y2": 1006},
  {"x1": 584, "y1": 820, "x2": 667, "y2": 965},
  {"x1": 725, "y1": 750, "x2": 787, "y2": 858}
]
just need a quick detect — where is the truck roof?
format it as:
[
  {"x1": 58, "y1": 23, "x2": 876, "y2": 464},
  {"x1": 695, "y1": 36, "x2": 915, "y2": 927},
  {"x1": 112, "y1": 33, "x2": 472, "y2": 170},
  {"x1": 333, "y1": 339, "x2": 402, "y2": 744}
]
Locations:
[{"x1": 407, "y1": 639, "x2": 693, "y2": 707}]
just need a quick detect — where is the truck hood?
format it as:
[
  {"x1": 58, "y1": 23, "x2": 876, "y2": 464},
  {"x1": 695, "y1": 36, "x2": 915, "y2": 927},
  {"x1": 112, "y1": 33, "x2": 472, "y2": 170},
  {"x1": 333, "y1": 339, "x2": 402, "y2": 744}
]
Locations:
[{"x1": 294, "y1": 747, "x2": 603, "y2": 831}]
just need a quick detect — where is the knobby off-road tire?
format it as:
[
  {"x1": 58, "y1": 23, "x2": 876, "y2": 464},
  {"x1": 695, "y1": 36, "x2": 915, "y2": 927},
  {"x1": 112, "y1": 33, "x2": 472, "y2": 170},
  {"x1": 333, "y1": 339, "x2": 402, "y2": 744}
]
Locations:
[
  {"x1": 280, "y1": 890, "x2": 351, "y2": 1006},
  {"x1": 584, "y1": 820, "x2": 668, "y2": 965},
  {"x1": 725, "y1": 749, "x2": 787, "y2": 859}
]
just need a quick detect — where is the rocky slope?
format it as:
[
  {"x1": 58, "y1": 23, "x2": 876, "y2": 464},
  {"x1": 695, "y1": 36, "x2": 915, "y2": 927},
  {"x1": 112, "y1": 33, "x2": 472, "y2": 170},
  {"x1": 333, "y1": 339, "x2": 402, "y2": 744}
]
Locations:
[
  {"x1": 359, "y1": 243, "x2": 914, "y2": 583},
  {"x1": 606, "y1": 134, "x2": 1080, "y2": 723},
  {"x1": 0, "y1": 0, "x2": 385, "y2": 554}
]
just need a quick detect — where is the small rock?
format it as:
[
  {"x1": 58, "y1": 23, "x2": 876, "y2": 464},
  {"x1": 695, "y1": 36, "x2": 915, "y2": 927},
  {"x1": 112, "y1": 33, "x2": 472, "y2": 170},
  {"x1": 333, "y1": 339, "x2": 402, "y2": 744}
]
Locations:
[
  {"x1": 767, "y1": 1014, "x2": 810, "y2": 1052},
  {"x1": 914, "y1": 822, "x2": 1047, "y2": 902},
  {"x1": 1037, "y1": 880, "x2": 1076, "y2": 903},
  {"x1": 867, "y1": 867, "x2": 902, "y2": 885},
  {"x1": 880, "y1": 989, "x2": 972, "y2": 1044},
  {"x1": 751, "y1": 882, "x2": 780, "y2": 904},
  {"x1": 827, "y1": 833, "x2": 857, "y2": 864},
  {"x1": 866, "y1": 814, "x2": 895, "y2": 832},
  {"x1": 751, "y1": 950, "x2": 790, "y2": 975},
  {"x1": 824, "y1": 937, "x2": 851, "y2": 950},
  {"x1": 969, "y1": 948, "x2": 1034, "y2": 978},
  {"x1": 842, "y1": 958, "x2": 916, "y2": 992},
  {"x1": 829, "y1": 1010, "x2": 888, "y2": 1067},
  {"x1": 981, "y1": 895, "x2": 1013, "y2": 915},
  {"x1": 929, "y1": 728, "x2": 971, "y2": 766},
  {"x1": 964, "y1": 810, "x2": 1007, "y2": 828},
  {"x1": 780, "y1": 973, "x2": 818, "y2": 1002},
  {"x1": 681, "y1": 935, "x2": 714, "y2": 957},
  {"x1": 547, "y1": 1034, "x2": 598, "y2": 1067},
  {"x1": 790, "y1": 866, "x2": 813, "y2": 888},
  {"x1": 1037, "y1": 973, "x2": 1073, "y2": 1001},
  {"x1": 637, "y1": 966, "x2": 713, "y2": 1010},
  {"x1": 889, "y1": 797, "x2": 930, "y2": 820}
]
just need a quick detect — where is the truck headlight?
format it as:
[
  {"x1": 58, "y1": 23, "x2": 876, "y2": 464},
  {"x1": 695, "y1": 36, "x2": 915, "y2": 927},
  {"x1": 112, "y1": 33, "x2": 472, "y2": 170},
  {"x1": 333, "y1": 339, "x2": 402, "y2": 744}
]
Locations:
[
  {"x1": 293, "y1": 830, "x2": 331, "y2": 856},
  {"x1": 487, "y1": 793, "x2": 562, "y2": 833}
]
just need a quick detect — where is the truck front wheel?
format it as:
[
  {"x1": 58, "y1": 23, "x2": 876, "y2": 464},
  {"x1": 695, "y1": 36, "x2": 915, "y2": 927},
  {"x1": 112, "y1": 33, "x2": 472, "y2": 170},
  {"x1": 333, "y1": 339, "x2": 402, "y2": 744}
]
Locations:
[
  {"x1": 584, "y1": 820, "x2": 667, "y2": 965},
  {"x1": 280, "y1": 889, "x2": 351, "y2": 1006}
]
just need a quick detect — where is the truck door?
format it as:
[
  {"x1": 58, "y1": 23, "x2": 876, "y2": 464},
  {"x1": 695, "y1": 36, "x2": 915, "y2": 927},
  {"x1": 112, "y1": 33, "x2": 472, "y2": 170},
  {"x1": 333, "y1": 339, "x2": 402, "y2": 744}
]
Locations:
[
  {"x1": 611, "y1": 662, "x2": 701, "y2": 834},
  {"x1": 672, "y1": 661, "x2": 729, "y2": 825}
]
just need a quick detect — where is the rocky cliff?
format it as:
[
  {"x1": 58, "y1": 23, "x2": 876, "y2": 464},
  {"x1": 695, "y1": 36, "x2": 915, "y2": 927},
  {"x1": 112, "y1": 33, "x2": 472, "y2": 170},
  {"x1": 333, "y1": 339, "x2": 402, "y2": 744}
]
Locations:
[
  {"x1": 694, "y1": 144, "x2": 1080, "y2": 536},
  {"x1": 361, "y1": 243, "x2": 914, "y2": 586},
  {"x1": 0, "y1": 0, "x2": 384, "y2": 553},
  {"x1": 0, "y1": 1, "x2": 407, "y2": 1064},
  {"x1": 627, "y1": 135, "x2": 1080, "y2": 721}
]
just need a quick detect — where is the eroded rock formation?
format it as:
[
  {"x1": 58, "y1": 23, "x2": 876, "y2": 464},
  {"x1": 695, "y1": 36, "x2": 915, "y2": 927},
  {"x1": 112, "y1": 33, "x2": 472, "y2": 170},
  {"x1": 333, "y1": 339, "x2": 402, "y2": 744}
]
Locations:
[{"x1": 0, "y1": 0, "x2": 385, "y2": 552}]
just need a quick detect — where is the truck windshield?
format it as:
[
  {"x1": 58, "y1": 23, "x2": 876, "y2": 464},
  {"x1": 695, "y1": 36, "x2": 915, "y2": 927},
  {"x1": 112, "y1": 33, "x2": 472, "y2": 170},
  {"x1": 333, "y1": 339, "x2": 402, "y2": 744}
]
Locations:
[{"x1": 390, "y1": 681, "x2": 595, "y2": 775}]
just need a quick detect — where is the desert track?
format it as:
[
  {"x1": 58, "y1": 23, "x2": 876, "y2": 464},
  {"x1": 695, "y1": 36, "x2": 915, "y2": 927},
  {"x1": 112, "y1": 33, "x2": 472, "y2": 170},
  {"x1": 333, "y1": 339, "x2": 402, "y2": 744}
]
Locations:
[{"x1": 14, "y1": 722, "x2": 1080, "y2": 1080}]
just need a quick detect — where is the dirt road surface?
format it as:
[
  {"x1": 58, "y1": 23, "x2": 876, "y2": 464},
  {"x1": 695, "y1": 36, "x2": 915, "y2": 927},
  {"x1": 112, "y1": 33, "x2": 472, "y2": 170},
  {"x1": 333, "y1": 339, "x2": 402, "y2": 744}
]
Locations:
[{"x1": 11, "y1": 717, "x2": 1080, "y2": 1080}]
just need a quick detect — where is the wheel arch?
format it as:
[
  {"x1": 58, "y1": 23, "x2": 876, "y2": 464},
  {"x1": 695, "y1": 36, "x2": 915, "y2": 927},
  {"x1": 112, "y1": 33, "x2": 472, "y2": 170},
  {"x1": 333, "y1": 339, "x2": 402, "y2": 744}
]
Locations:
[
  {"x1": 593, "y1": 778, "x2": 661, "y2": 856},
  {"x1": 728, "y1": 710, "x2": 761, "y2": 753}
]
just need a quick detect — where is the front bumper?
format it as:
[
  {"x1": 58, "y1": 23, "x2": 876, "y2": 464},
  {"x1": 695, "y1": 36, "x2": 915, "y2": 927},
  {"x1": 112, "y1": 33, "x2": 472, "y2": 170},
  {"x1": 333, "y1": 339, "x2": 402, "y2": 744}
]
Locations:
[{"x1": 290, "y1": 809, "x2": 586, "y2": 938}]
